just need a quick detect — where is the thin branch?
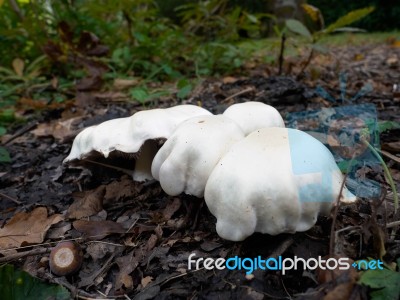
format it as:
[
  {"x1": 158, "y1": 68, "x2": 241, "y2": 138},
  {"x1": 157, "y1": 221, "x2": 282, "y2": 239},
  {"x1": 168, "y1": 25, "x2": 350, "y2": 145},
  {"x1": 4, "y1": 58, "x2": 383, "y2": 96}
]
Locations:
[
  {"x1": 0, "y1": 247, "x2": 49, "y2": 263},
  {"x1": 2, "y1": 121, "x2": 38, "y2": 146},
  {"x1": 8, "y1": 0, "x2": 24, "y2": 21},
  {"x1": 296, "y1": 47, "x2": 314, "y2": 80},
  {"x1": 387, "y1": 220, "x2": 400, "y2": 229},
  {"x1": 0, "y1": 192, "x2": 22, "y2": 205},
  {"x1": 222, "y1": 87, "x2": 254, "y2": 103},
  {"x1": 278, "y1": 33, "x2": 286, "y2": 75},
  {"x1": 329, "y1": 173, "x2": 348, "y2": 256},
  {"x1": 122, "y1": 10, "x2": 135, "y2": 45}
]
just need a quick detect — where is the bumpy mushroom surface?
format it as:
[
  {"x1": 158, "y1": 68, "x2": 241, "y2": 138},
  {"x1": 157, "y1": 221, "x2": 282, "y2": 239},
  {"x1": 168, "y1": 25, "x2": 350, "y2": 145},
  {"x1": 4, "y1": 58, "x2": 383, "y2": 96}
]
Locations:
[
  {"x1": 204, "y1": 127, "x2": 357, "y2": 241},
  {"x1": 64, "y1": 105, "x2": 211, "y2": 181},
  {"x1": 223, "y1": 102, "x2": 285, "y2": 135},
  {"x1": 151, "y1": 115, "x2": 245, "y2": 197}
]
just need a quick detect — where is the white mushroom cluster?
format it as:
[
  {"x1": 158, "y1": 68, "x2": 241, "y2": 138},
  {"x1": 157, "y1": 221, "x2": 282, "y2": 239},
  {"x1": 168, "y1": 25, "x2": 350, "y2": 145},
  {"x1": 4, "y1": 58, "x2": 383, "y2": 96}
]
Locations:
[
  {"x1": 64, "y1": 105, "x2": 212, "y2": 181},
  {"x1": 65, "y1": 102, "x2": 356, "y2": 241}
]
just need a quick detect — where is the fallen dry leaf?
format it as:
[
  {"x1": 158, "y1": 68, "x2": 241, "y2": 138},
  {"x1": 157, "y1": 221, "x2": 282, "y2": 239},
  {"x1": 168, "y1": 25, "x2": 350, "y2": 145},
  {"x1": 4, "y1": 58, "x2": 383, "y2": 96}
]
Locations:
[
  {"x1": 46, "y1": 222, "x2": 72, "y2": 239},
  {"x1": 382, "y1": 141, "x2": 400, "y2": 153},
  {"x1": 146, "y1": 234, "x2": 158, "y2": 252},
  {"x1": 113, "y1": 78, "x2": 139, "y2": 90},
  {"x1": 103, "y1": 176, "x2": 142, "y2": 204},
  {"x1": 162, "y1": 198, "x2": 181, "y2": 220},
  {"x1": 115, "y1": 250, "x2": 140, "y2": 291},
  {"x1": 141, "y1": 276, "x2": 154, "y2": 288},
  {"x1": 67, "y1": 186, "x2": 105, "y2": 219},
  {"x1": 92, "y1": 91, "x2": 129, "y2": 102},
  {"x1": 31, "y1": 117, "x2": 82, "y2": 141},
  {"x1": 73, "y1": 220, "x2": 125, "y2": 240},
  {"x1": 17, "y1": 97, "x2": 48, "y2": 110},
  {"x1": 0, "y1": 207, "x2": 63, "y2": 250},
  {"x1": 86, "y1": 242, "x2": 119, "y2": 261},
  {"x1": 316, "y1": 256, "x2": 357, "y2": 284},
  {"x1": 222, "y1": 76, "x2": 238, "y2": 84},
  {"x1": 12, "y1": 58, "x2": 24, "y2": 77}
]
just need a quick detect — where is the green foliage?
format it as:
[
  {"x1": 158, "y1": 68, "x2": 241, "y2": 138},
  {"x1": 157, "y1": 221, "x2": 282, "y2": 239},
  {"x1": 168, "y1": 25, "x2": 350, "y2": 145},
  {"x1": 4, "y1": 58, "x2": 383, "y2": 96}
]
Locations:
[
  {"x1": 285, "y1": 19, "x2": 312, "y2": 40},
  {"x1": 283, "y1": 6, "x2": 374, "y2": 76},
  {"x1": 129, "y1": 86, "x2": 170, "y2": 105},
  {"x1": 176, "y1": 0, "x2": 272, "y2": 41},
  {"x1": 0, "y1": 264, "x2": 70, "y2": 300},
  {"x1": 323, "y1": 6, "x2": 375, "y2": 35},
  {"x1": 0, "y1": 123, "x2": 10, "y2": 163},
  {"x1": 0, "y1": 0, "x2": 272, "y2": 89},
  {"x1": 176, "y1": 78, "x2": 193, "y2": 99},
  {"x1": 0, "y1": 146, "x2": 11, "y2": 163},
  {"x1": 309, "y1": 0, "x2": 400, "y2": 32},
  {"x1": 286, "y1": 6, "x2": 375, "y2": 42},
  {"x1": 359, "y1": 263, "x2": 400, "y2": 300},
  {"x1": 377, "y1": 121, "x2": 400, "y2": 134}
]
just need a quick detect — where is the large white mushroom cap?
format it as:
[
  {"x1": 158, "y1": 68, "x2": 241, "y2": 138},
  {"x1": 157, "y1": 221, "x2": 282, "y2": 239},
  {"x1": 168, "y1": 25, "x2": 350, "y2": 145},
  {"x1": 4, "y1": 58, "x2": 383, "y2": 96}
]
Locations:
[
  {"x1": 64, "y1": 105, "x2": 212, "y2": 181},
  {"x1": 204, "y1": 127, "x2": 357, "y2": 241},
  {"x1": 151, "y1": 115, "x2": 245, "y2": 197},
  {"x1": 223, "y1": 102, "x2": 285, "y2": 135}
]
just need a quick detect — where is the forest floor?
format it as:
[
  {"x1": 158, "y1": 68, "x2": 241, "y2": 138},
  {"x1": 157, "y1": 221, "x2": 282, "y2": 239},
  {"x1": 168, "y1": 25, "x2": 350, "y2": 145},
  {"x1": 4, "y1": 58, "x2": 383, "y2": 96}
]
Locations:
[{"x1": 1, "y1": 37, "x2": 400, "y2": 299}]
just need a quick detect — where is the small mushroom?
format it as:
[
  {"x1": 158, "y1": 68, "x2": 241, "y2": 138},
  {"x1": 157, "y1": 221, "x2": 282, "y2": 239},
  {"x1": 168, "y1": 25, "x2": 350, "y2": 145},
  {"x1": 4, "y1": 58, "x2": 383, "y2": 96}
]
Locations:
[
  {"x1": 151, "y1": 115, "x2": 245, "y2": 197},
  {"x1": 49, "y1": 241, "x2": 83, "y2": 276},
  {"x1": 223, "y1": 102, "x2": 285, "y2": 135},
  {"x1": 64, "y1": 105, "x2": 211, "y2": 181},
  {"x1": 204, "y1": 127, "x2": 357, "y2": 241}
]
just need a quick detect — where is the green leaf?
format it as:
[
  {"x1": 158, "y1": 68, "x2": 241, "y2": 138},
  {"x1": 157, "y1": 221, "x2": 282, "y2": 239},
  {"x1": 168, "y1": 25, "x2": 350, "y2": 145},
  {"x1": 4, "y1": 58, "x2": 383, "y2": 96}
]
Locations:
[
  {"x1": 0, "y1": 264, "x2": 70, "y2": 300},
  {"x1": 337, "y1": 159, "x2": 361, "y2": 173},
  {"x1": 0, "y1": 147, "x2": 11, "y2": 163},
  {"x1": 359, "y1": 268, "x2": 400, "y2": 300},
  {"x1": 245, "y1": 13, "x2": 258, "y2": 24},
  {"x1": 0, "y1": 126, "x2": 6, "y2": 136},
  {"x1": 130, "y1": 87, "x2": 150, "y2": 103},
  {"x1": 177, "y1": 84, "x2": 192, "y2": 99},
  {"x1": 378, "y1": 121, "x2": 400, "y2": 133},
  {"x1": 285, "y1": 19, "x2": 312, "y2": 39},
  {"x1": 324, "y1": 7, "x2": 375, "y2": 34},
  {"x1": 331, "y1": 27, "x2": 367, "y2": 33},
  {"x1": 311, "y1": 43, "x2": 329, "y2": 54}
]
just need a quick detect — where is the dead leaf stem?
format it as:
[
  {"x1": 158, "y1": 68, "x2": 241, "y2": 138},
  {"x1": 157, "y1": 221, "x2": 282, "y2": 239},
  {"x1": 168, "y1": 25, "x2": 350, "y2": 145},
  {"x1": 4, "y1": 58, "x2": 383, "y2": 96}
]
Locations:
[
  {"x1": 0, "y1": 192, "x2": 22, "y2": 205},
  {"x1": 0, "y1": 247, "x2": 49, "y2": 263}
]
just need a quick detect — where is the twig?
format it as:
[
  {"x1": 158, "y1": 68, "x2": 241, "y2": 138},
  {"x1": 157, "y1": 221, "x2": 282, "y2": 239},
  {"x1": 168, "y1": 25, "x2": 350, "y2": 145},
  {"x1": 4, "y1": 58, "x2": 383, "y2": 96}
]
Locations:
[
  {"x1": 160, "y1": 268, "x2": 203, "y2": 287},
  {"x1": 0, "y1": 247, "x2": 49, "y2": 263},
  {"x1": 222, "y1": 87, "x2": 254, "y2": 103},
  {"x1": 87, "y1": 241, "x2": 125, "y2": 247},
  {"x1": 122, "y1": 10, "x2": 135, "y2": 45},
  {"x1": 2, "y1": 121, "x2": 38, "y2": 146},
  {"x1": 329, "y1": 173, "x2": 348, "y2": 256},
  {"x1": 278, "y1": 33, "x2": 286, "y2": 75},
  {"x1": 268, "y1": 237, "x2": 293, "y2": 259},
  {"x1": 85, "y1": 159, "x2": 134, "y2": 176},
  {"x1": 79, "y1": 253, "x2": 116, "y2": 289},
  {"x1": 364, "y1": 140, "x2": 398, "y2": 211},
  {"x1": 334, "y1": 226, "x2": 363, "y2": 257},
  {"x1": 8, "y1": 0, "x2": 24, "y2": 21},
  {"x1": 296, "y1": 47, "x2": 314, "y2": 80},
  {"x1": 387, "y1": 220, "x2": 400, "y2": 229},
  {"x1": 1, "y1": 237, "x2": 84, "y2": 252},
  {"x1": 0, "y1": 192, "x2": 22, "y2": 205},
  {"x1": 49, "y1": 276, "x2": 100, "y2": 299},
  {"x1": 379, "y1": 149, "x2": 400, "y2": 164},
  {"x1": 280, "y1": 277, "x2": 292, "y2": 299}
]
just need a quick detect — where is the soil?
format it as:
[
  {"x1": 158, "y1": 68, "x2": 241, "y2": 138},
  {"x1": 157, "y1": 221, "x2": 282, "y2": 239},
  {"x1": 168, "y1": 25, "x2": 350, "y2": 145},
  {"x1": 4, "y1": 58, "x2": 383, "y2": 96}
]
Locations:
[{"x1": 1, "y1": 42, "x2": 400, "y2": 299}]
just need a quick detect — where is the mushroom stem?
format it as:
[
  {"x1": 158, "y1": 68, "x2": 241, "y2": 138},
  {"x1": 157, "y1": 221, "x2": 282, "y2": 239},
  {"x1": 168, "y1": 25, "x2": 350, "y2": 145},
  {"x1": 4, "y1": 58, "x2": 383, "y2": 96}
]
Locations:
[{"x1": 133, "y1": 140, "x2": 159, "y2": 181}]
